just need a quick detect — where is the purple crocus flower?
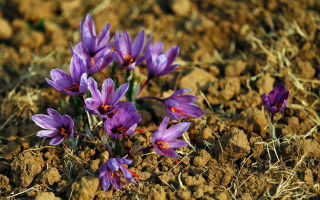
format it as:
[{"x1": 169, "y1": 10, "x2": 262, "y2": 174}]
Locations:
[
  {"x1": 114, "y1": 30, "x2": 146, "y2": 71},
  {"x1": 46, "y1": 54, "x2": 88, "y2": 97},
  {"x1": 104, "y1": 104, "x2": 141, "y2": 139},
  {"x1": 262, "y1": 83, "x2": 289, "y2": 114},
  {"x1": 99, "y1": 155, "x2": 137, "y2": 191},
  {"x1": 145, "y1": 35, "x2": 179, "y2": 78},
  {"x1": 32, "y1": 108, "x2": 74, "y2": 145},
  {"x1": 164, "y1": 89, "x2": 204, "y2": 121},
  {"x1": 152, "y1": 117, "x2": 189, "y2": 157},
  {"x1": 84, "y1": 77, "x2": 129, "y2": 118},
  {"x1": 72, "y1": 14, "x2": 115, "y2": 76}
]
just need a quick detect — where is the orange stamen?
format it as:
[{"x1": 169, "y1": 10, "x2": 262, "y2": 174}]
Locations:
[
  {"x1": 90, "y1": 57, "x2": 95, "y2": 66},
  {"x1": 105, "y1": 86, "x2": 113, "y2": 105},
  {"x1": 135, "y1": 129, "x2": 144, "y2": 133},
  {"x1": 121, "y1": 164, "x2": 139, "y2": 179},
  {"x1": 137, "y1": 65, "x2": 143, "y2": 72},
  {"x1": 170, "y1": 107, "x2": 192, "y2": 119},
  {"x1": 174, "y1": 157, "x2": 179, "y2": 164}
]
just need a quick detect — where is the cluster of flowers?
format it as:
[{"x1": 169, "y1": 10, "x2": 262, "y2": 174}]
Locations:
[{"x1": 32, "y1": 14, "x2": 204, "y2": 191}]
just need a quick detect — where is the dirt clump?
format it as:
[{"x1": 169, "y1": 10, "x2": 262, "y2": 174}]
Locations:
[
  {"x1": 298, "y1": 139, "x2": 320, "y2": 158},
  {"x1": 193, "y1": 149, "x2": 211, "y2": 167},
  {"x1": 0, "y1": 174, "x2": 11, "y2": 196},
  {"x1": 35, "y1": 192, "x2": 61, "y2": 200},
  {"x1": 215, "y1": 128, "x2": 250, "y2": 162},
  {"x1": 39, "y1": 167, "x2": 61, "y2": 185},
  {"x1": 0, "y1": 18, "x2": 13, "y2": 40},
  {"x1": 71, "y1": 176, "x2": 99, "y2": 200},
  {"x1": 11, "y1": 151, "x2": 45, "y2": 187},
  {"x1": 179, "y1": 68, "x2": 216, "y2": 92}
]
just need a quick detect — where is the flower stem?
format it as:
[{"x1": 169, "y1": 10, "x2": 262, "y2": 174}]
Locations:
[
  {"x1": 137, "y1": 77, "x2": 151, "y2": 96},
  {"x1": 268, "y1": 112, "x2": 279, "y2": 146},
  {"x1": 115, "y1": 138, "x2": 121, "y2": 157}
]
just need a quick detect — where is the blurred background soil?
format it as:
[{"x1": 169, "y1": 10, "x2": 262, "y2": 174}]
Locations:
[{"x1": 0, "y1": 0, "x2": 320, "y2": 199}]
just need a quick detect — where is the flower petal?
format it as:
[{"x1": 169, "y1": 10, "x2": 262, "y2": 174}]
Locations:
[
  {"x1": 88, "y1": 77, "x2": 103, "y2": 105},
  {"x1": 36, "y1": 130, "x2": 58, "y2": 138},
  {"x1": 111, "y1": 82, "x2": 129, "y2": 105},
  {"x1": 119, "y1": 31, "x2": 132, "y2": 58},
  {"x1": 101, "y1": 78, "x2": 115, "y2": 105},
  {"x1": 132, "y1": 30, "x2": 145, "y2": 59},
  {"x1": 49, "y1": 136, "x2": 64, "y2": 145},
  {"x1": 50, "y1": 69, "x2": 70, "y2": 82},
  {"x1": 165, "y1": 45, "x2": 179, "y2": 66},
  {"x1": 32, "y1": 114, "x2": 60, "y2": 129},
  {"x1": 166, "y1": 140, "x2": 189, "y2": 148},
  {"x1": 161, "y1": 122, "x2": 190, "y2": 141}
]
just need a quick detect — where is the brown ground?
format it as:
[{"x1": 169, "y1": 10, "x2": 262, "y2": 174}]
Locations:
[{"x1": 1, "y1": 0, "x2": 320, "y2": 199}]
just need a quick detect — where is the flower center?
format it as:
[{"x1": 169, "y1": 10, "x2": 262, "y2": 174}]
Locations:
[
  {"x1": 157, "y1": 141, "x2": 169, "y2": 155},
  {"x1": 60, "y1": 127, "x2": 69, "y2": 137},
  {"x1": 273, "y1": 102, "x2": 283, "y2": 110},
  {"x1": 64, "y1": 83, "x2": 79, "y2": 93},
  {"x1": 124, "y1": 54, "x2": 134, "y2": 67},
  {"x1": 98, "y1": 104, "x2": 112, "y2": 114}
]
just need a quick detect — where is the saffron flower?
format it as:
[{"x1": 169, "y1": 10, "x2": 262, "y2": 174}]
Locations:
[
  {"x1": 84, "y1": 78, "x2": 129, "y2": 118},
  {"x1": 262, "y1": 83, "x2": 289, "y2": 114},
  {"x1": 32, "y1": 108, "x2": 74, "y2": 145},
  {"x1": 104, "y1": 103, "x2": 141, "y2": 139},
  {"x1": 99, "y1": 155, "x2": 137, "y2": 191},
  {"x1": 72, "y1": 14, "x2": 115, "y2": 76},
  {"x1": 114, "y1": 30, "x2": 146, "y2": 71},
  {"x1": 152, "y1": 117, "x2": 189, "y2": 157},
  {"x1": 145, "y1": 35, "x2": 179, "y2": 78},
  {"x1": 46, "y1": 54, "x2": 88, "y2": 97},
  {"x1": 164, "y1": 89, "x2": 204, "y2": 121}
]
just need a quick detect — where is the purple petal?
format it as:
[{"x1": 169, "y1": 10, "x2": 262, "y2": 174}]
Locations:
[
  {"x1": 119, "y1": 165, "x2": 134, "y2": 182},
  {"x1": 132, "y1": 30, "x2": 145, "y2": 59},
  {"x1": 101, "y1": 78, "x2": 115, "y2": 105},
  {"x1": 111, "y1": 83, "x2": 129, "y2": 105},
  {"x1": 49, "y1": 136, "x2": 64, "y2": 145},
  {"x1": 158, "y1": 64, "x2": 179, "y2": 76},
  {"x1": 101, "y1": 174, "x2": 111, "y2": 191},
  {"x1": 267, "y1": 90, "x2": 276, "y2": 105},
  {"x1": 70, "y1": 54, "x2": 87, "y2": 83},
  {"x1": 177, "y1": 104, "x2": 204, "y2": 118},
  {"x1": 158, "y1": 117, "x2": 170, "y2": 132},
  {"x1": 50, "y1": 69, "x2": 70, "y2": 82},
  {"x1": 162, "y1": 122, "x2": 190, "y2": 141},
  {"x1": 79, "y1": 73, "x2": 88, "y2": 93},
  {"x1": 165, "y1": 107, "x2": 179, "y2": 121},
  {"x1": 127, "y1": 62, "x2": 136, "y2": 71},
  {"x1": 81, "y1": 14, "x2": 97, "y2": 53},
  {"x1": 165, "y1": 46, "x2": 179, "y2": 66},
  {"x1": 165, "y1": 148, "x2": 179, "y2": 157},
  {"x1": 262, "y1": 93, "x2": 271, "y2": 110},
  {"x1": 98, "y1": 23, "x2": 110, "y2": 46},
  {"x1": 32, "y1": 114, "x2": 60, "y2": 130},
  {"x1": 278, "y1": 100, "x2": 287, "y2": 112},
  {"x1": 270, "y1": 106, "x2": 279, "y2": 114},
  {"x1": 88, "y1": 78, "x2": 103, "y2": 105},
  {"x1": 173, "y1": 94, "x2": 198, "y2": 104},
  {"x1": 36, "y1": 130, "x2": 58, "y2": 138},
  {"x1": 45, "y1": 78, "x2": 65, "y2": 92},
  {"x1": 170, "y1": 88, "x2": 192, "y2": 98},
  {"x1": 151, "y1": 41, "x2": 164, "y2": 56},
  {"x1": 119, "y1": 31, "x2": 132, "y2": 59},
  {"x1": 166, "y1": 140, "x2": 189, "y2": 148},
  {"x1": 110, "y1": 172, "x2": 122, "y2": 190},
  {"x1": 47, "y1": 108, "x2": 62, "y2": 123},
  {"x1": 84, "y1": 98, "x2": 101, "y2": 113}
]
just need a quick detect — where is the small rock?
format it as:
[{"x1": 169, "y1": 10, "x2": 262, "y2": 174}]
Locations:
[
  {"x1": 193, "y1": 149, "x2": 211, "y2": 167},
  {"x1": 171, "y1": 0, "x2": 191, "y2": 17},
  {"x1": 304, "y1": 168, "x2": 313, "y2": 185},
  {"x1": 215, "y1": 128, "x2": 251, "y2": 162},
  {"x1": 0, "y1": 18, "x2": 13, "y2": 39},
  {"x1": 297, "y1": 60, "x2": 315, "y2": 79},
  {"x1": 149, "y1": 184, "x2": 166, "y2": 200},
  {"x1": 180, "y1": 68, "x2": 216, "y2": 92},
  {"x1": 256, "y1": 73, "x2": 275, "y2": 95},
  {"x1": 71, "y1": 176, "x2": 99, "y2": 200},
  {"x1": 35, "y1": 192, "x2": 60, "y2": 200},
  {"x1": 298, "y1": 139, "x2": 320, "y2": 158},
  {"x1": 214, "y1": 191, "x2": 230, "y2": 200},
  {"x1": 39, "y1": 167, "x2": 61, "y2": 185},
  {"x1": 225, "y1": 60, "x2": 246, "y2": 77},
  {"x1": 183, "y1": 174, "x2": 206, "y2": 186}
]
